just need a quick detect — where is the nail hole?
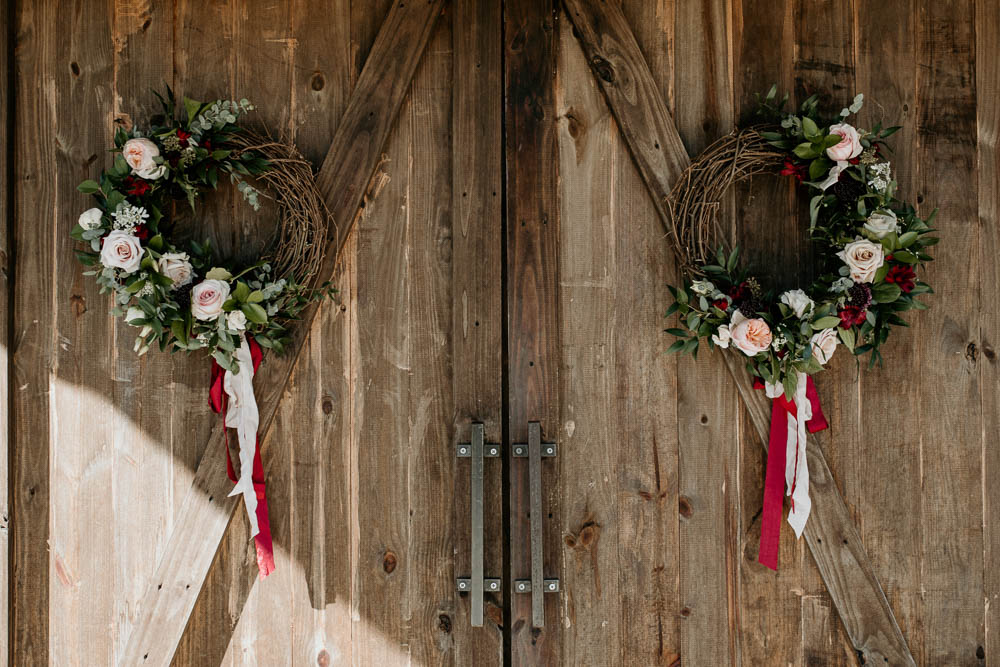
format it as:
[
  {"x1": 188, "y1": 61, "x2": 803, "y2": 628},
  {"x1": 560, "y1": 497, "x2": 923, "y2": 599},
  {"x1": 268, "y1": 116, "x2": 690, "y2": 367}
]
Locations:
[
  {"x1": 70, "y1": 62, "x2": 80, "y2": 76},
  {"x1": 310, "y1": 72, "x2": 325, "y2": 91},
  {"x1": 529, "y1": 361, "x2": 534, "y2": 366},
  {"x1": 474, "y1": 320, "x2": 480, "y2": 326}
]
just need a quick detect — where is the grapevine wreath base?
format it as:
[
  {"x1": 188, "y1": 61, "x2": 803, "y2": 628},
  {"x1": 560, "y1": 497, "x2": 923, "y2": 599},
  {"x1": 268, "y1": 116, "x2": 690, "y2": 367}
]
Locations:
[
  {"x1": 665, "y1": 89, "x2": 937, "y2": 570},
  {"x1": 72, "y1": 90, "x2": 336, "y2": 577}
]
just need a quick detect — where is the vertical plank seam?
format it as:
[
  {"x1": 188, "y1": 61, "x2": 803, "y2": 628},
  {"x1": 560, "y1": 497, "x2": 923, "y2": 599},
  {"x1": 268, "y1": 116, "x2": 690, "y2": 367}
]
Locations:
[{"x1": 4, "y1": 1, "x2": 16, "y2": 665}]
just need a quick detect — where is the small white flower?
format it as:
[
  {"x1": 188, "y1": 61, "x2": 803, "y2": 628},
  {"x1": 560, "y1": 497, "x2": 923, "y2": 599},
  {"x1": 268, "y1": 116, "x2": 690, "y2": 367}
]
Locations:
[
  {"x1": 79, "y1": 207, "x2": 104, "y2": 231},
  {"x1": 779, "y1": 289, "x2": 814, "y2": 319},
  {"x1": 711, "y1": 324, "x2": 731, "y2": 349},
  {"x1": 867, "y1": 162, "x2": 892, "y2": 193},
  {"x1": 226, "y1": 310, "x2": 248, "y2": 332},
  {"x1": 691, "y1": 279, "x2": 715, "y2": 296},
  {"x1": 112, "y1": 201, "x2": 149, "y2": 231}
]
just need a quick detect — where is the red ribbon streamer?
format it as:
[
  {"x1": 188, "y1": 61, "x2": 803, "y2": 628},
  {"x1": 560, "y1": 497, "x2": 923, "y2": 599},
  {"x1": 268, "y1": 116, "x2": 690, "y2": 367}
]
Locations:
[
  {"x1": 209, "y1": 337, "x2": 276, "y2": 579},
  {"x1": 754, "y1": 375, "x2": 827, "y2": 571}
]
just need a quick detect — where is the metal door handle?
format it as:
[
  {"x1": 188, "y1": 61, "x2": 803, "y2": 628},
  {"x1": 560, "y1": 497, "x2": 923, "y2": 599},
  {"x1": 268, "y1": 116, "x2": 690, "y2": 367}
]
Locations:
[
  {"x1": 512, "y1": 422, "x2": 559, "y2": 628},
  {"x1": 456, "y1": 423, "x2": 501, "y2": 626}
]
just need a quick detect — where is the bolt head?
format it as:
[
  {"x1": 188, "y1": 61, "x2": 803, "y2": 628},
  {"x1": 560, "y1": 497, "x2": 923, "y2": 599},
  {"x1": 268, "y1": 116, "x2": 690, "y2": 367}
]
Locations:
[
  {"x1": 459, "y1": 447, "x2": 467, "y2": 454},
  {"x1": 459, "y1": 582, "x2": 467, "y2": 589},
  {"x1": 490, "y1": 582, "x2": 497, "y2": 590},
  {"x1": 548, "y1": 583, "x2": 556, "y2": 591}
]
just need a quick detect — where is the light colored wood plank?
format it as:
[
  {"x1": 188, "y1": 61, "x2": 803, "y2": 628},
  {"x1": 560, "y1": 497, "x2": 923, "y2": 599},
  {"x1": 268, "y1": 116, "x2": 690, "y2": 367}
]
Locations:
[
  {"x1": 614, "y1": 4, "x2": 683, "y2": 664},
  {"x1": 913, "y1": 0, "x2": 985, "y2": 662},
  {"x1": 562, "y1": 1, "x2": 914, "y2": 662},
  {"x1": 120, "y1": 3, "x2": 445, "y2": 663},
  {"x1": 504, "y1": 1, "x2": 563, "y2": 662},
  {"x1": 670, "y1": 1, "x2": 742, "y2": 664},
  {"x1": 553, "y1": 16, "x2": 622, "y2": 664},
  {"x1": 979, "y1": 1, "x2": 1000, "y2": 663},
  {"x1": 451, "y1": 0, "x2": 505, "y2": 656}
]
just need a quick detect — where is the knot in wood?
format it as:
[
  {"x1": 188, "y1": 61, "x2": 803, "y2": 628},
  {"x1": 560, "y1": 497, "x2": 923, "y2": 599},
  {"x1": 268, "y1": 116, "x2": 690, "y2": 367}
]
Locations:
[
  {"x1": 590, "y1": 55, "x2": 616, "y2": 83},
  {"x1": 382, "y1": 550, "x2": 397, "y2": 574}
]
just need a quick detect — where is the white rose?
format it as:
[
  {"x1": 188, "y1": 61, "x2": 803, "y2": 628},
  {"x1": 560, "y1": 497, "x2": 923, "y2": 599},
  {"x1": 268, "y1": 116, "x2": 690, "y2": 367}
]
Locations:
[
  {"x1": 863, "y1": 210, "x2": 900, "y2": 239},
  {"x1": 711, "y1": 324, "x2": 731, "y2": 349},
  {"x1": 125, "y1": 306, "x2": 145, "y2": 326},
  {"x1": 122, "y1": 138, "x2": 161, "y2": 176},
  {"x1": 191, "y1": 279, "x2": 231, "y2": 321},
  {"x1": 763, "y1": 380, "x2": 784, "y2": 399},
  {"x1": 157, "y1": 252, "x2": 194, "y2": 289},
  {"x1": 837, "y1": 238, "x2": 884, "y2": 283},
  {"x1": 826, "y1": 122, "x2": 863, "y2": 161},
  {"x1": 226, "y1": 310, "x2": 247, "y2": 332},
  {"x1": 99, "y1": 229, "x2": 143, "y2": 273},
  {"x1": 810, "y1": 328, "x2": 839, "y2": 366},
  {"x1": 79, "y1": 207, "x2": 103, "y2": 231},
  {"x1": 817, "y1": 160, "x2": 849, "y2": 191},
  {"x1": 779, "y1": 289, "x2": 814, "y2": 319},
  {"x1": 729, "y1": 309, "x2": 772, "y2": 357}
]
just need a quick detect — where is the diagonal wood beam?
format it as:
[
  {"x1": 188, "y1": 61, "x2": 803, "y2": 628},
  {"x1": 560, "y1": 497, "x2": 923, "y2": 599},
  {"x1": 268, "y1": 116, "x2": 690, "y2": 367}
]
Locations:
[
  {"x1": 119, "y1": 2, "x2": 445, "y2": 664},
  {"x1": 562, "y1": 1, "x2": 915, "y2": 664}
]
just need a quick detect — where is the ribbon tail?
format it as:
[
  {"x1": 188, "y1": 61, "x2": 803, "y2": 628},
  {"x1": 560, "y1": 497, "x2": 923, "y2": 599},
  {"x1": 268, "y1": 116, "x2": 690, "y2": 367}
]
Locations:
[
  {"x1": 786, "y1": 372, "x2": 811, "y2": 539},
  {"x1": 251, "y1": 437, "x2": 275, "y2": 579},
  {"x1": 759, "y1": 397, "x2": 789, "y2": 571},
  {"x1": 804, "y1": 375, "x2": 828, "y2": 433}
]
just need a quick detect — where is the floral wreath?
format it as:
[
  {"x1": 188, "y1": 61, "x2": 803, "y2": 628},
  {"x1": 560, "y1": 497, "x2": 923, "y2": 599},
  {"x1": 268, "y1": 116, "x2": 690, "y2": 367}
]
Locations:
[
  {"x1": 664, "y1": 89, "x2": 937, "y2": 570},
  {"x1": 71, "y1": 89, "x2": 335, "y2": 578}
]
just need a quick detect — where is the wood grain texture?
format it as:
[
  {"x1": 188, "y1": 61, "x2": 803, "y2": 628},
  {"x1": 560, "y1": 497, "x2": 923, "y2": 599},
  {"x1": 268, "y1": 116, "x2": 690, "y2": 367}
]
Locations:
[
  {"x1": 670, "y1": 2, "x2": 742, "y2": 664},
  {"x1": 0, "y1": 2, "x2": 10, "y2": 664},
  {"x1": 120, "y1": 3, "x2": 445, "y2": 663},
  {"x1": 451, "y1": 0, "x2": 505, "y2": 659},
  {"x1": 563, "y1": 1, "x2": 914, "y2": 663},
  {"x1": 914, "y1": 0, "x2": 984, "y2": 662},
  {"x1": 504, "y1": 0, "x2": 563, "y2": 662},
  {"x1": 980, "y1": 1, "x2": 1000, "y2": 663}
]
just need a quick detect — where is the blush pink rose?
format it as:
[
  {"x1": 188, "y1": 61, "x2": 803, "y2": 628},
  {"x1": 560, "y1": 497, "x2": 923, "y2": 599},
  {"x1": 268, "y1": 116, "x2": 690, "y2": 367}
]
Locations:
[
  {"x1": 190, "y1": 279, "x2": 231, "y2": 321},
  {"x1": 825, "y1": 123, "x2": 863, "y2": 161},
  {"x1": 729, "y1": 309, "x2": 772, "y2": 357}
]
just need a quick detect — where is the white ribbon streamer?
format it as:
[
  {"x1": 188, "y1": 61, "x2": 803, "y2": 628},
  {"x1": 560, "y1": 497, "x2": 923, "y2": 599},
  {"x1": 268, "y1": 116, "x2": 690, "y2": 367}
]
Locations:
[
  {"x1": 223, "y1": 333, "x2": 260, "y2": 537},
  {"x1": 764, "y1": 371, "x2": 812, "y2": 538}
]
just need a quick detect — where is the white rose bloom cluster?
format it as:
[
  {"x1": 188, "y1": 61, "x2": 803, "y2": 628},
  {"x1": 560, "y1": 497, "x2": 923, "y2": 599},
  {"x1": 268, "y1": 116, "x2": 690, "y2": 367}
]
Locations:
[
  {"x1": 779, "y1": 289, "x2": 814, "y2": 319},
  {"x1": 78, "y1": 207, "x2": 103, "y2": 231},
  {"x1": 157, "y1": 252, "x2": 194, "y2": 289},
  {"x1": 100, "y1": 230, "x2": 143, "y2": 273},
  {"x1": 863, "y1": 210, "x2": 900, "y2": 239},
  {"x1": 837, "y1": 238, "x2": 884, "y2": 283},
  {"x1": 122, "y1": 137, "x2": 167, "y2": 180}
]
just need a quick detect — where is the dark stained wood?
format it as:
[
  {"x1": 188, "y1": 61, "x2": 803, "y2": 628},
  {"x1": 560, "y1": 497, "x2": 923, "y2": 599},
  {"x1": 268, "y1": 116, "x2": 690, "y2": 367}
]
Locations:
[
  {"x1": 980, "y1": 1, "x2": 1000, "y2": 663},
  {"x1": 914, "y1": 0, "x2": 984, "y2": 662},
  {"x1": 0, "y1": 1, "x2": 11, "y2": 662},
  {"x1": 670, "y1": 1, "x2": 742, "y2": 663},
  {"x1": 120, "y1": 3, "x2": 446, "y2": 663},
  {"x1": 451, "y1": 0, "x2": 505, "y2": 659},
  {"x1": 563, "y1": 1, "x2": 915, "y2": 663},
  {"x1": 504, "y1": 0, "x2": 562, "y2": 662}
]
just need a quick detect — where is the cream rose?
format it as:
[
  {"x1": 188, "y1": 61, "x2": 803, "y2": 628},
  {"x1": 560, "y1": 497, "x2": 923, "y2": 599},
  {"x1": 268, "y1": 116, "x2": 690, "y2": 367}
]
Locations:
[
  {"x1": 779, "y1": 289, "x2": 814, "y2": 319},
  {"x1": 863, "y1": 210, "x2": 900, "y2": 239},
  {"x1": 837, "y1": 238, "x2": 884, "y2": 283},
  {"x1": 810, "y1": 328, "x2": 839, "y2": 366},
  {"x1": 711, "y1": 324, "x2": 731, "y2": 349},
  {"x1": 826, "y1": 122, "x2": 863, "y2": 161},
  {"x1": 191, "y1": 279, "x2": 231, "y2": 321},
  {"x1": 226, "y1": 310, "x2": 247, "y2": 332},
  {"x1": 157, "y1": 252, "x2": 194, "y2": 289},
  {"x1": 99, "y1": 229, "x2": 143, "y2": 273},
  {"x1": 123, "y1": 138, "x2": 161, "y2": 177},
  {"x1": 729, "y1": 309, "x2": 772, "y2": 357},
  {"x1": 79, "y1": 207, "x2": 103, "y2": 231}
]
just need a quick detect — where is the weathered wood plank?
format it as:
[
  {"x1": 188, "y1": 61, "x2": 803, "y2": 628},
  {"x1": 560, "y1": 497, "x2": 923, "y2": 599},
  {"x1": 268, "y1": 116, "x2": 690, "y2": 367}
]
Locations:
[
  {"x1": 913, "y1": 0, "x2": 984, "y2": 662},
  {"x1": 979, "y1": 1, "x2": 1000, "y2": 663},
  {"x1": 504, "y1": 0, "x2": 563, "y2": 663},
  {"x1": 553, "y1": 16, "x2": 622, "y2": 664},
  {"x1": 670, "y1": 2, "x2": 742, "y2": 664},
  {"x1": 0, "y1": 1, "x2": 11, "y2": 663},
  {"x1": 120, "y1": 3, "x2": 445, "y2": 663},
  {"x1": 562, "y1": 1, "x2": 914, "y2": 663},
  {"x1": 729, "y1": 1, "x2": 804, "y2": 662},
  {"x1": 12, "y1": 2, "x2": 116, "y2": 664},
  {"x1": 109, "y1": 1, "x2": 182, "y2": 663},
  {"x1": 614, "y1": 4, "x2": 683, "y2": 664},
  {"x1": 451, "y1": 0, "x2": 505, "y2": 657}
]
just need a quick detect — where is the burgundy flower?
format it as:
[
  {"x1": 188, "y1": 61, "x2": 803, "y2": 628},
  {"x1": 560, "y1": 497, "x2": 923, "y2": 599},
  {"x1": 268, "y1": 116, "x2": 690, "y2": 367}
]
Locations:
[
  {"x1": 780, "y1": 158, "x2": 808, "y2": 182},
  {"x1": 177, "y1": 129, "x2": 192, "y2": 148},
  {"x1": 124, "y1": 176, "x2": 150, "y2": 197},
  {"x1": 712, "y1": 298, "x2": 729, "y2": 311},
  {"x1": 134, "y1": 224, "x2": 151, "y2": 242},
  {"x1": 728, "y1": 281, "x2": 750, "y2": 303},
  {"x1": 838, "y1": 305, "x2": 867, "y2": 329},
  {"x1": 885, "y1": 264, "x2": 916, "y2": 293}
]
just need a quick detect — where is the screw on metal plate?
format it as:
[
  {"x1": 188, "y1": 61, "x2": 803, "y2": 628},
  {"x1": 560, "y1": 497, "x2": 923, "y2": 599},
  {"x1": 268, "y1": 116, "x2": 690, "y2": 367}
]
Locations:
[
  {"x1": 513, "y1": 578, "x2": 560, "y2": 593},
  {"x1": 456, "y1": 577, "x2": 501, "y2": 592}
]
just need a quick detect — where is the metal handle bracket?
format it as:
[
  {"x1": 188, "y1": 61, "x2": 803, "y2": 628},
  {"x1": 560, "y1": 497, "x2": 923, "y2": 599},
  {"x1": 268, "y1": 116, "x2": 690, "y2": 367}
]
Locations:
[{"x1": 456, "y1": 423, "x2": 501, "y2": 627}]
